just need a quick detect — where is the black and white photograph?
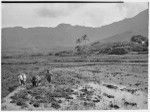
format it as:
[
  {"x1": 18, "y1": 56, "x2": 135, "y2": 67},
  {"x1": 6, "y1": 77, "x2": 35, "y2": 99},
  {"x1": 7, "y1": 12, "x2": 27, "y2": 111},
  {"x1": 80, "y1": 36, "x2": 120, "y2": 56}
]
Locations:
[{"x1": 1, "y1": 1, "x2": 149, "y2": 110}]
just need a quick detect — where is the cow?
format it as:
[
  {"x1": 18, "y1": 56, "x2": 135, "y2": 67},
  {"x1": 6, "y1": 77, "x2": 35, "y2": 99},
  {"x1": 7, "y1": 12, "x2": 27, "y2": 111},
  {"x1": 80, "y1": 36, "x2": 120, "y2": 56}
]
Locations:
[
  {"x1": 31, "y1": 75, "x2": 41, "y2": 87},
  {"x1": 18, "y1": 73, "x2": 27, "y2": 86},
  {"x1": 45, "y1": 70, "x2": 53, "y2": 83}
]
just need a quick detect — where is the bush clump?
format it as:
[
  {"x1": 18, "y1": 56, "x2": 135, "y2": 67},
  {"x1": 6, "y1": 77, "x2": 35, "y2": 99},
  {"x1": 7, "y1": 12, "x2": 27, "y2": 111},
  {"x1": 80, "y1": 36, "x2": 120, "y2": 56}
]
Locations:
[
  {"x1": 8, "y1": 85, "x2": 18, "y2": 92},
  {"x1": 10, "y1": 90, "x2": 29, "y2": 108},
  {"x1": 51, "y1": 102, "x2": 61, "y2": 109},
  {"x1": 109, "y1": 47, "x2": 128, "y2": 55},
  {"x1": 10, "y1": 90, "x2": 28, "y2": 101},
  {"x1": 33, "y1": 102, "x2": 40, "y2": 108}
]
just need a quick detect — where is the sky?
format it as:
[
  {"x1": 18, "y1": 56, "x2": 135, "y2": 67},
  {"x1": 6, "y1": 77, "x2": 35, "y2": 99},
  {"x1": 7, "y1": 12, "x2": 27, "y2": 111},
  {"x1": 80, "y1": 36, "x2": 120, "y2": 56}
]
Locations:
[{"x1": 2, "y1": 2, "x2": 148, "y2": 28}]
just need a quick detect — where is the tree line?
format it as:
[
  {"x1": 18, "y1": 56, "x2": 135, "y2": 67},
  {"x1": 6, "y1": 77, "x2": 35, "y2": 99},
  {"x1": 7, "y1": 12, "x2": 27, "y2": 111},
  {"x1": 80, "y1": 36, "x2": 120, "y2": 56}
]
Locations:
[
  {"x1": 74, "y1": 34, "x2": 148, "y2": 55},
  {"x1": 50, "y1": 34, "x2": 148, "y2": 56}
]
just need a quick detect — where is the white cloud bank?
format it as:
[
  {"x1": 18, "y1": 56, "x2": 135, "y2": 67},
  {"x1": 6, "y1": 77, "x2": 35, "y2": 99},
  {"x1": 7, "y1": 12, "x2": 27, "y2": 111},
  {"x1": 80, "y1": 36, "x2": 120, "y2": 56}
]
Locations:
[{"x1": 2, "y1": 2, "x2": 148, "y2": 28}]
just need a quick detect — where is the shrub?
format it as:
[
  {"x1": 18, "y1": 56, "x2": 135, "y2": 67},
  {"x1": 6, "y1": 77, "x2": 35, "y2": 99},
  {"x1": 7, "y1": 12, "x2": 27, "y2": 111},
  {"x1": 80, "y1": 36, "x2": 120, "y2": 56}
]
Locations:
[
  {"x1": 51, "y1": 102, "x2": 61, "y2": 109},
  {"x1": 131, "y1": 43, "x2": 145, "y2": 52},
  {"x1": 8, "y1": 85, "x2": 18, "y2": 92},
  {"x1": 1, "y1": 105, "x2": 7, "y2": 110},
  {"x1": 27, "y1": 87, "x2": 47, "y2": 97},
  {"x1": 109, "y1": 47, "x2": 128, "y2": 55},
  {"x1": 33, "y1": 102, "x2": 40, "y2": 108},
  {"x1": 130, "y1": 35, "x2": 148, "y2": 52},
  {"x1": 10, "y1": 89, "x2": 29, "y2": 108},
  {"x1": 48, "y1": 53, "x2": 53, "y2": 56},
  {"x1": 10, "y1": 90, "x2": 28, "y2": 101},
  {"x1": 55, "y1": 50, "x2": 73, "y2": 56},
  {"x1": 74, "y1": 45, "x2": 88, "y2": 56},
  {"x1": 98, "y1": 47, "x2": 112, "y2": 54},
  {"x1": 16, "y1": 99, "x2": 27, "y2": 106},
  {"x1": 30, "y1": 53, "x2": 43, "y2": 57},
  {"x1": 131, "y1": 35, "x2": 148, "y2": 44}
]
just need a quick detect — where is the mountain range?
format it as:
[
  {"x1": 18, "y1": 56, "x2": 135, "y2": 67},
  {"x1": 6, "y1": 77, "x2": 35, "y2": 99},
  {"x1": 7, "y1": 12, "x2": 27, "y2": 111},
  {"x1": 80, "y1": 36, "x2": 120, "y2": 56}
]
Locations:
[{"x1": 2, "y1": 9, "x2": 148, "y2": 55}]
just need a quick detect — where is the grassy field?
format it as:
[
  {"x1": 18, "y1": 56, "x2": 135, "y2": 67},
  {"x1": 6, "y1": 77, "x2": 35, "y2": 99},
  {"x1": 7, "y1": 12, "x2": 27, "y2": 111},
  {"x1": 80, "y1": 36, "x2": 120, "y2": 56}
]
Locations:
[
  {"x1": 1, "y1": 54, "x2": 148, "y2": 110},
  {"x1": 2, "y1": 54, "x2": 148, "y2": 97}
]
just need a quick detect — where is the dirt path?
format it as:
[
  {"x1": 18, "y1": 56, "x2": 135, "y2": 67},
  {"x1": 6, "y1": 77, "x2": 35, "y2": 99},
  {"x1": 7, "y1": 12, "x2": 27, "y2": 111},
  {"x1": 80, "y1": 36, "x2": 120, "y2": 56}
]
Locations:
[{"x1": 2, "y1": 82, "x2": 148, "y2": 110}]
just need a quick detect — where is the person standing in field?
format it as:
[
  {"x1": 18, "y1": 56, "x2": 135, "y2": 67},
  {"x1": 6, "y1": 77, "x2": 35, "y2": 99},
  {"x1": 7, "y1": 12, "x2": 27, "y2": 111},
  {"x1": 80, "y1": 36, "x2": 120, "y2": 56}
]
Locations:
[
  {"x1": 31, "y1": 75, "x2": 41, "y2": 87},
  {"x1": 45, "y1": 70, "x2": 52, "y2": 83},
  {"x1": 18, "y1": 73, "x2": 27, "y2": 86}
]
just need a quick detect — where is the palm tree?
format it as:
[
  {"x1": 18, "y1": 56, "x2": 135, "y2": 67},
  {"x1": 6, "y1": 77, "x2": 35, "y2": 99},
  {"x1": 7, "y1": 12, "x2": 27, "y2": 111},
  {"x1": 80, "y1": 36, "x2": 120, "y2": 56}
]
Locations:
[
  {"x1": 81, "y1": 34, "x2": 89, "y2": 45},
  {"x1": 75, "y1": 34, "x2": 90, "y2": 57},
  {"x1": 75, "y1": 38, "x2": 82, "y2": 55}
]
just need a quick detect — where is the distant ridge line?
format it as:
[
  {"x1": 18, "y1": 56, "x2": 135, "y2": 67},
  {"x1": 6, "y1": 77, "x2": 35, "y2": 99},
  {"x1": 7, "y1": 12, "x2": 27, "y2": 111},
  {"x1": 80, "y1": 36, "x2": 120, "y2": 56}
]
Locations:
[{"x1": 2, "y1": 1, "x2": 124, "y2": 3}]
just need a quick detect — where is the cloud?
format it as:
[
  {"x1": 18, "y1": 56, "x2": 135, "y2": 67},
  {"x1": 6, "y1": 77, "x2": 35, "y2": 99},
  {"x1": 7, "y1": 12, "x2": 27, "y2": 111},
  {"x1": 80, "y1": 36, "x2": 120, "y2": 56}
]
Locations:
[
  {"x1": 55, "y1": 3, "x2": 127, "y2": 27},
  {"x1": 37, "y1": 4, "x2": 82, "y2": 18},
  {"x1": 2, "y1": 3, "x2": 148, "y2": 28},
  {"x1": 116, "y1": 2, "x2": 148, "y2": 18},
  {"x1": 38, "y1": 8, "x2": 67, "y2": 18}
]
